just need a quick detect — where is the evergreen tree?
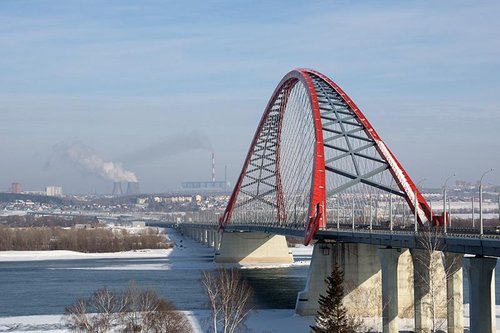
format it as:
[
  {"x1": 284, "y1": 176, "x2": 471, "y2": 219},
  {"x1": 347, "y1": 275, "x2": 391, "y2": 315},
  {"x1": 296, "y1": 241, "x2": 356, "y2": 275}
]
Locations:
[{"x1": 311, "y1": 265, "x2": 356, "y2": 333}]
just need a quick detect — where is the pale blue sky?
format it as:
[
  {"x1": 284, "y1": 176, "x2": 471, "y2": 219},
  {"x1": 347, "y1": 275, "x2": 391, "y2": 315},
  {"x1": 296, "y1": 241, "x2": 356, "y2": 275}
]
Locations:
[{"x1": 1, "y1": 0, "x2": 499, "y2": 194}]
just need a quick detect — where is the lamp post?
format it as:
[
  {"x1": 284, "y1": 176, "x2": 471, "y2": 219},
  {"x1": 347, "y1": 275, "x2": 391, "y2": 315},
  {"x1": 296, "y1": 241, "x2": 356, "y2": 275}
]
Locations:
[
  {"x1": 352, "y1": 195, "x2": 355, "y2": 232},
  {"x1": 479, "y1": 168, "x2": 494, "y2": 235},
  {"x1": 390, "y1": 193, "x2": 393, "y2": 232},
  {"x1": 442, "y1": 173, "x2": 455, "y2": 234},
  {"x1": 472, "y1": 197, "x2": 475, "y2": 227},
  {"x1": 414, "y1": 178, "x2": 427, "y2": 233}
]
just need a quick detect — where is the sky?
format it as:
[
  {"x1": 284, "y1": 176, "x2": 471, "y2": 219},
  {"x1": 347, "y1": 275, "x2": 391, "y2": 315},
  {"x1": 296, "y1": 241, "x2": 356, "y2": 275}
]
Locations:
[{"x1": 0, "y1": 0, "x2": 499, "y2": 194}]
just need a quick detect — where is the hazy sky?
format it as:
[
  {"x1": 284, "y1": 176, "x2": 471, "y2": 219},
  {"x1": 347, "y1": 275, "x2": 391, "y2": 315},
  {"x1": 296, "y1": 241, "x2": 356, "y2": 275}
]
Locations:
[{"x1": 1, "y1": 0, "x2": 499, "y2": 194}]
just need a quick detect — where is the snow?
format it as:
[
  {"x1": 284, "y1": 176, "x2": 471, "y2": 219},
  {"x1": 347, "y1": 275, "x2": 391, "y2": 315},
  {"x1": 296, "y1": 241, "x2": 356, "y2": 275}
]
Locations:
[
  {"x1": 2, "y1": 307, "x2": 500, "y2": 332},
  {"x1": 0, "y1": 249, "x2": 172, "y2": 262},
  {"x1": 0, "y1": 311, "x2": 314, "y2": 333}
]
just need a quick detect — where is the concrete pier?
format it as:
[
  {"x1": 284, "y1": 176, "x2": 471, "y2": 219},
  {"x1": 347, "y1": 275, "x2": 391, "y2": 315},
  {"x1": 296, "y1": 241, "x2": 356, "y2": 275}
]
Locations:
[
  {"x1": 410, "y1": 249, "x2": 432, "y2": 333},
  {"x1": 296, "y1": 242, "x2": 334, "y2": 315},
  {"x1": 466, "y1": 256, "x2": 497, "y2": 333},
  {"x1": 378, "y1": 248, "x2": 401, "y2": 333},
  {"x1": 444, "y1": 252, "x2": 463, "y2": 333},
  {"x1": 215, "y1": 231, "x2": 293, "y2": 264}
]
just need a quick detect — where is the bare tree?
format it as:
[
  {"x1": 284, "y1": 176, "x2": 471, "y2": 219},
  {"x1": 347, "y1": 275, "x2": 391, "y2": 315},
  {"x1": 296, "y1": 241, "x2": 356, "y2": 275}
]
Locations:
[
  {"x1": 202, "y1": 268, "x2": 253, "y2": 333},
  {"x1": 65, "y1": 283, "x2": 191, "y2": 333},
  {"x1": 412, "y1": 227, "x2": 460, "y2": 333},
  {"x1": 65, "y1": 299, "x2": 96, "y2": 333}
]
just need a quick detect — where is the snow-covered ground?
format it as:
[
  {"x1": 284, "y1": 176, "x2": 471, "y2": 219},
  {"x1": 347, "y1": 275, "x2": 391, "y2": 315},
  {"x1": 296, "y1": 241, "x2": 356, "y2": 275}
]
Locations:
[
  {"x1": 0, "y1": 249, "x2": 172, "y2": 262},
  {"x1": 0, "y1": 310, "x2": 315, "y2": 333},
  {"x1": 2, "y1": 307, "x2": 500, "y2": 333}
]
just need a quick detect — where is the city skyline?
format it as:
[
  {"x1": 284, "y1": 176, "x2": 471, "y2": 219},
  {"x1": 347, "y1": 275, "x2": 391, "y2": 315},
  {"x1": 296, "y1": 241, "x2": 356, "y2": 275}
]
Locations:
[{"x1": 1, "y1": 0, "x2": 499, "y2": 193}]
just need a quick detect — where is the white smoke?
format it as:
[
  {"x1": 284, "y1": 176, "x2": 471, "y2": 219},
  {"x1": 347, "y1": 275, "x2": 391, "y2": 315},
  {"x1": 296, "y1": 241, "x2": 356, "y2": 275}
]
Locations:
[
  {"x1": 52, "y1": 141, "x2": 138, "y2": 182},
  {"x1": 119, "y1": 131, "x2": 212, "y2": 164}
]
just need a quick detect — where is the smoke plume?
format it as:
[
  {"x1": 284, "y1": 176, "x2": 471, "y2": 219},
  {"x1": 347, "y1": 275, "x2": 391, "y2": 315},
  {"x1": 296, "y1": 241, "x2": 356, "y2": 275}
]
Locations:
[
  {"x1": 51, "y1": 141, "x2": 138, "y2": 182},
  {"x1": 120, "y1": 131, "x2": 212, "y2": 164}
]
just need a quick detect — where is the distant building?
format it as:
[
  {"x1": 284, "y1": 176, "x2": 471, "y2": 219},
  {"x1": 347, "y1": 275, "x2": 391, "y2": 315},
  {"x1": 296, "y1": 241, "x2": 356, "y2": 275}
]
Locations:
[
  {"x1": 45, "y1": 186, "x2": 63, "y2": 197},
  {"x1": 170, "y1": 196, "x2": 193, "y2": 203},
  {"x1": 181, "y1": 181, "x2": 227, "y2": 190},
  {"x1": 10, "y1": 182, "x2": 22, "y2": 194}
]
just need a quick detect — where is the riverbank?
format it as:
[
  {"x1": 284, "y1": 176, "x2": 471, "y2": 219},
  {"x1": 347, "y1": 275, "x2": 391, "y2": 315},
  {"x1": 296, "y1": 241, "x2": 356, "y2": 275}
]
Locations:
[
  {"x1": 0, "y1": 310, "x2": 315, "y2": 333},
  {"x1": 2, "y1": 307, "x2": 500, "y2": 333},
  {"x1": 0, "y1": 249, "x2": 172, "y2": 262}
]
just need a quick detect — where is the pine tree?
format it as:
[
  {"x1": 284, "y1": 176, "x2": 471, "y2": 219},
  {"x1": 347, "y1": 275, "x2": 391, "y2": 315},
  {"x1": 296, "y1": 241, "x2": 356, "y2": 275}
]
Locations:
[{"x1": 311, "y1": 265, "x2": 356, "y2": 333}]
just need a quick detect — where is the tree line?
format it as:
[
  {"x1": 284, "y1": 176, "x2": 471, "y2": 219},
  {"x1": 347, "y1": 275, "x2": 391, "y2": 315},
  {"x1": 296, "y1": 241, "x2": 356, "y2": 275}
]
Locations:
[
  {"x1": 0, "y1": 227, "x2": 171, "y2": 252},
  {"x1": 0, "y1": 215, "x2": 100, "y2": 228}
]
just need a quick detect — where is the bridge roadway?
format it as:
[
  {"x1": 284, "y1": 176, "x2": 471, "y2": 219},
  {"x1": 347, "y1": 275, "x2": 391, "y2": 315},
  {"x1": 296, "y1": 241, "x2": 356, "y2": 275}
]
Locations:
[
  {"x1": 24, "y1": 212, "x2": 500, "y2": 257},
  {"x1": 159, "y1": 221, "x2": 500, "y2": 258}
]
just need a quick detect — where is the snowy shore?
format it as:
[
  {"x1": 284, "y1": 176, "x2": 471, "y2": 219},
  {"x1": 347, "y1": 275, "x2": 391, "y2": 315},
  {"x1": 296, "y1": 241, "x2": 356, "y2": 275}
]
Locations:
[
  {"x1": 2, "y1": 308, "x2": 500, "y2": 333},
  {"x1": 0, "y1": 249, "x2": 172, "y2": 262},
  {"x1": 0, "y1": 310, "x2": 315, "y2": 333}
]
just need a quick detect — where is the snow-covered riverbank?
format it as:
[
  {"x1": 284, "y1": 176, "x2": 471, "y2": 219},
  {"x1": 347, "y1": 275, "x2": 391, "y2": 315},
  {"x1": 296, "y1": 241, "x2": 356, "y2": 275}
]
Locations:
[
  {"x1": 2, "y1": 307, "x2": 500, "y2": 333},
  {"x1": 0, "y1": 310, "x2": 315, "y2": 333},
  {"x1": 0, "y1": 249, "x2": 172, "y2": 262}
]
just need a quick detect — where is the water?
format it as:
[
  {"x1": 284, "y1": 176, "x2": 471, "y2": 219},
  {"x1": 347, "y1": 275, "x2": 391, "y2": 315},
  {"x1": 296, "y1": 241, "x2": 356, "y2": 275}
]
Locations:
[
  {"x1": 0, "y1": 250, "x2": 499, "y2": 318},
  {"x1": 0, "y1": 256, "x2": 308, "y2": 317}
]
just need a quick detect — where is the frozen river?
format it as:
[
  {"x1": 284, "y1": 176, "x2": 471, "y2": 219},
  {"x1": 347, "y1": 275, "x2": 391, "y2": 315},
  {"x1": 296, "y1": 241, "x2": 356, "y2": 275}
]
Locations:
[{"x1": 0, "y1": 230, "x2": 309, "y2": 317}]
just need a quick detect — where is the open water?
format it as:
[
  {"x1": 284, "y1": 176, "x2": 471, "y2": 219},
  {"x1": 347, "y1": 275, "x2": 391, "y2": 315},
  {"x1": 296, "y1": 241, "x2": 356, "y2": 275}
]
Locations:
[
  {"x1": 0, "y1": 254, "x2": 308, "y2": 317},
  {"x1": 0, "y1": 246, "x2": 498, "y2": 317}
]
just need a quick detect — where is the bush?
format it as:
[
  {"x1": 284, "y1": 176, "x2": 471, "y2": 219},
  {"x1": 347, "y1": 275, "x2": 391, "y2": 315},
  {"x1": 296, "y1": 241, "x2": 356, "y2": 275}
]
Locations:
[{"x1": 65, "y1": 283, "x2": 191, "y2": 333}]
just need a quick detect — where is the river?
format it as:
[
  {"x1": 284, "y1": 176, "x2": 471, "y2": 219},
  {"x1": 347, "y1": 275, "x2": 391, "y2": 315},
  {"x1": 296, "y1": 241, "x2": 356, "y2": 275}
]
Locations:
[{"x1": 0, "y1": 229, "x2": 498, "y2": 318}]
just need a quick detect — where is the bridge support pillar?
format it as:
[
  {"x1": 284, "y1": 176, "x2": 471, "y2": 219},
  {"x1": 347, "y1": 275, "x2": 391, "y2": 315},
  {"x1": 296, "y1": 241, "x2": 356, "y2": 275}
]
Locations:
[
  {"x1": 214, "y1": 230, "x2": 221, "y2": 251},
  {"x1": 444, "y1": 252, "x2": 463, "y2": 333},
  {"x1": 295, "y1": 242, "x2": 333, "y2": 316},
  {"x1": 214, "y1": 231, "x2": 292, "y2": 264},
  {"x1": 202, "y1": 229, "x2": 208, "y2": 245},
  {"x1": 207, "y1": 230, "x2": 214, "y2": 247},
  {"x1": 466, "y1": 256, "x2": 497, "y2": 333},
  {"x1": 378, "y1": 247, "x2": 401, "y2": 333},
  {"x1": 410, "y1": 249, "x2": 432, "y2": 333}
]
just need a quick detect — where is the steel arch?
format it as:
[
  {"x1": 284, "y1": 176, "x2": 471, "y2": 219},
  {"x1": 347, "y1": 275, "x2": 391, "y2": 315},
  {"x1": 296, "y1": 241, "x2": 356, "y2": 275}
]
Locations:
[{"x1": 220, "y1": 68, "x2": 434, "y2": 245}]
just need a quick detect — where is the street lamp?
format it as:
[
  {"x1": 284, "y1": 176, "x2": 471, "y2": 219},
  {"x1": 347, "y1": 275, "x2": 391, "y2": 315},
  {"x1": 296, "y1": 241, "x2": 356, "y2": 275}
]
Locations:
[
  {"x1": 442, "y1": 173, "x2": 456, "y2": 234},
  {"x1": 479, "y1": 168, "x2": 494, "y2": 235},
  {"x1": 414, "y1": 178, "x2": 427, "y2": 233}
]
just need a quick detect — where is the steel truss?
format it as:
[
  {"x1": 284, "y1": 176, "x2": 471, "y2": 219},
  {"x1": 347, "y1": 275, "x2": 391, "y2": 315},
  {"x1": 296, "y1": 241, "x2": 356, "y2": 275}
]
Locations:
[{"x1": 221, "y1": 69, "x2": 434, "y2": 244}]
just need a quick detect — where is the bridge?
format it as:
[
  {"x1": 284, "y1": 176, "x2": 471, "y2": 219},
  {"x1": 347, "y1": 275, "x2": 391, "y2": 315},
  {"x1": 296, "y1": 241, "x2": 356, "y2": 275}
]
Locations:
[{"x1": 176, "y1": 69, "x2": 500, "y2": 333}]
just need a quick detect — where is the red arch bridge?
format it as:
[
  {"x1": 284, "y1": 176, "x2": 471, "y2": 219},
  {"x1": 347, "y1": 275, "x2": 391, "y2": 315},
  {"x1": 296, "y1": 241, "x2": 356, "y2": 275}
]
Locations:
[{"x1": 170, "y1": 69, "x2": 499, "y2": 333}]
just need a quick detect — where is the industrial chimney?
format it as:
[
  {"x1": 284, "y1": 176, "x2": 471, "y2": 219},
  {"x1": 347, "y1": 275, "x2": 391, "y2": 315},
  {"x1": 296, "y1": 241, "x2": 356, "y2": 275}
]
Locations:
[
  {"x1": 126, "y1": 181, "x2": 140, "y2": 195},
  {"x1": 112, "y1": 181, "x2": 123, "y2": 196},
  {"x1": 212, "y1": 152, "x2": 216, "y2": 182}
]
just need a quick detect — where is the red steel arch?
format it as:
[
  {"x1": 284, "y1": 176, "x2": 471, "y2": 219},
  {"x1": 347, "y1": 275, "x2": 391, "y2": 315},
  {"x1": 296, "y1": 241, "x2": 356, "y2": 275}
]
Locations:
[{"x1": 220, "y1": 69, "x2": 434, "y2": 244}]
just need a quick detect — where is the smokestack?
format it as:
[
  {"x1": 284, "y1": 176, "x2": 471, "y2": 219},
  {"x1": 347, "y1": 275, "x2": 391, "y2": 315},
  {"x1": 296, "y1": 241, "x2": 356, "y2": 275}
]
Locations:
[
  {"x1": 212, "y1": 153, "x2": 215, "y2": 183},
  {"x1": 126, "y1": 181, "x2": 140, "y2": 195},
  {"x1": 112, "y1": 181, "x2": 123, "y2": 196},
  {"x1": 212, "y1": 152, "x2": 216, "y2": 182}
]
